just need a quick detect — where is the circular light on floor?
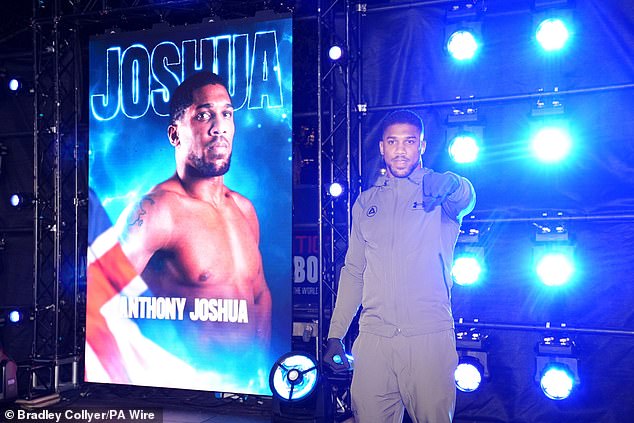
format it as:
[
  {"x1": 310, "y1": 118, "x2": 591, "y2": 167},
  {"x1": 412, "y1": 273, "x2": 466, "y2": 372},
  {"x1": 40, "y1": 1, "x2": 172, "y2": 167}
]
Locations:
[{"x1": 269, "y1": 353, "x2": 318, "y2": 402}]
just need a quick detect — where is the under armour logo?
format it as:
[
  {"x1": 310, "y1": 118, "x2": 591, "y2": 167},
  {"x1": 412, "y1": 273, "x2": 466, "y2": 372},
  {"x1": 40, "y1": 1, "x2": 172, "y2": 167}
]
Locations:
[{"x1": 366, "y1": 206, "x2": 377, "y2": 217}]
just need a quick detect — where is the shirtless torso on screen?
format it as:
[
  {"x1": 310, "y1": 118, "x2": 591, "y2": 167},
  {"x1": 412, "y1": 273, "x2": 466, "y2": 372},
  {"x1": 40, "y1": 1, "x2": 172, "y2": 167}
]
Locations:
[
  {"x1": 115, "y1": 77, "x2": 272, "y2": 354},
  {"x1": 130, "y1": 181, "x2": 263, "y2": 302}
]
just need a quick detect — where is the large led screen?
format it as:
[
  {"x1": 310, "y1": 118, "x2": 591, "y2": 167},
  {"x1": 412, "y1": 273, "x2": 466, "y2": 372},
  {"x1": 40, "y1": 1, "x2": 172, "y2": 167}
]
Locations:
[{"x1": 85, "y1": 15, "x2": 292, "y2": 396}]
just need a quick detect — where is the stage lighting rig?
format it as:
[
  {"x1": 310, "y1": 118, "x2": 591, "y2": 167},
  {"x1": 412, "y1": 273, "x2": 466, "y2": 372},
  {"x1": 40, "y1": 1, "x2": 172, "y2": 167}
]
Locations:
[
  {"x1": 8, "y1": 78, "x2": 21, "y2": 92},
  {"x1": 535, "y1": 334, "x2": 579, "y2": 400},
  {"x1": 5, "y1": 76, "x2": 33, "y2": 95},
  {"x1": 531, "y1": 87, "x2": 565, "y2": 117},
  {"x1": 455, "y1": 328, "x2": 489, "y2": 392},
  {"x1": 532, "y1": 212, "x2": 576, "y2": 287},
  {"x1": 446, "y1": 102, "x2": 484, "y2": 164},
  {"x1": 530, "y1": 88, "x2": 572, "y2": 164},
  {"x1": 453, "y1": 215, "x2": 487, "y2": 286},
  {"x1": 0, "y1": 306, "x2": 34, "y2": 327},
  {"x1": 532, "y1": 0, "x2": 574, "y2": 52},
  {"x1": 328, "y1": 44, "x2": 344, "y2": 62},
  {"x1": 444, "y1": 1, "x2": 485, "y2": 61},
  {"x1": 9, "y1": 192, "x2": 35, "y2": 209},
  {"x1": 270, "y1": 352, "x2": 319, "y2": 402},
  {"x1": 329, "y1": 182, "x2": 344, "y2": 198},
  {"x1": 269, "y1": 351, "x2": 354, "y2": 422}
]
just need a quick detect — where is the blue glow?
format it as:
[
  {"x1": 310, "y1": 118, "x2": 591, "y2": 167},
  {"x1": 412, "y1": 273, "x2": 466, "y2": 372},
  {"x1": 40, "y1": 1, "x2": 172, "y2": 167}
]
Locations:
[
  {"x1": 332, "y1": 353, "x2": 354, "y2": 367},
  {"x1": 536, "y1": 18, "x2": 570, "y2": 52},
  {"x1": 90, "y1": 47, "x2": 123, "y2": 121},
  {"x1": 8, "y1": 310, "x2": 22, "y2": 323},
  {"x1": 271, "y1": 354, "x2": 318, "y2": 401},
  {"x1": 329, "y1": 182, "x2": 343, "y2": 197},
  {"x1": 535, "y1": 252, "x2": 574, "y2": 286},
  {"x1": 90, "y1": 31, "x2": 285, "y2": 120},
  {"x1": 455, "y1": 361, "x2": 482, "y2": 392},
  {"x1": 329, "y1": 45, "x2": 343, "y2": 61},
  {"x1": 452, "y1": 256, "x2": 483, "y2": 286},
  {"x1": 8, "y1": 78, "x2": 20, "y2": 91},
  {"x1": 540, "y1": 365, "x2": 575, "y2": 400},
  {"x1": 150, "y1": 41, "x2": 181, "y2": 117},
  {"x1": 531, "y1": 126, "x2": 572, "y2": 163},
  {"x1": 10, "y1": 194, "x2": 20, "y2": 207},
  {"x1": 447, "y1": 30, "x2": 479, "y2": 61},
  {"x1": 249, "y1": 30, "x2": 284, "y2": 109},
  {"x1": 448, "y1": 133, "x2": 480, "y2": 164}
]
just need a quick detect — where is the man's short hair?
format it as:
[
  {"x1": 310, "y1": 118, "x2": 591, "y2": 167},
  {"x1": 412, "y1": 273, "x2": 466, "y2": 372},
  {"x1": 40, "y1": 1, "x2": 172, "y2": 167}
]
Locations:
[
  {"x1": 380, "y1": 109, "x2": 424, "y2": 139},
  {"x1": 169, "y1": 71, "x2": 229, "y2": 124}
]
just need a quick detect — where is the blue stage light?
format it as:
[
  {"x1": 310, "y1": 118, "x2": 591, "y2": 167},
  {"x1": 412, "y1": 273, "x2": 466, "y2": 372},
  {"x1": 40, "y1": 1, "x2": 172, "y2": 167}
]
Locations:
[
  {"x1": 447, "y1": 30, "x2": 479, "y2": 61},
  {"x1": 536, "y1": 18, "x2": 570, "y2": 52},
  {"x1": 328, "y1": 45, "x2": 343, "y2": 61},
  {"x1": 535, "y1": 336, "x2": 579, "y2": 400},
  {"x1": 269, "y1": 353, "x2": 319, "y2": 402},
  {"x1": 8, "y1": 78, "x2": 21, "y2": 91},
  {"x1": 530, "y1": 126, "x2": 572, "y2": 163},
  {"x1": 9, "y1": 193, "x2": 35, "y2": 209},
  {"x1": 455, "y1": 359, "x2": 483, "y2": 392},
  {"x1": 455, "y1": 330, "x2": 489, "y2": 392},
  {"x1": 448, "y1": 133, "x2": 480, "y2": 164},
  {"x1": 10, "y1": 194, "x2": 21, "y2": 207},
  {"x1": 539, "y1": 364, "x2": 575, "y2": 400},
  {"x1": 452, "y1": 256, "x2": 483, "y2": 286},
  {"x1": 8, "y1": 310, "x2": 22, "y2": 323},
  {"x1": 535, "y1": 252, "x2": 574, "y2": 286},
  {"x1": 329, "y1": 182, "x2": 344, "y2": 197}
]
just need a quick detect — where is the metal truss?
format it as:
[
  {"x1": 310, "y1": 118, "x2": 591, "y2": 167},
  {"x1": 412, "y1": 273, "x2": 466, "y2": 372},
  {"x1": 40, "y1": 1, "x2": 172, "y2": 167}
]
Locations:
[
  {"x1": 31, "y1": 0, "x2": 84, "y2": 395},
  {"x1": 315, "y1": 1, "x2": 364, "y2": 420},
  {"x1": 317, "y1": 0, "x2": 364, "y2": 357},
  {"x1": 28, "y1": 0, "x2": 210, "y2": 397}
]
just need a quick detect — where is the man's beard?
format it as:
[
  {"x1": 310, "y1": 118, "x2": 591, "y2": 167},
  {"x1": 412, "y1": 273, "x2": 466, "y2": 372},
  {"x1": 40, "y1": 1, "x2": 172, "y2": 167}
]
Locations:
[
  {"x1": 188, "y1": 144, "x2": 232, "y2": 177},
  {"x1": 386, "y1": 157, "x2": 418, "y2": 178}
]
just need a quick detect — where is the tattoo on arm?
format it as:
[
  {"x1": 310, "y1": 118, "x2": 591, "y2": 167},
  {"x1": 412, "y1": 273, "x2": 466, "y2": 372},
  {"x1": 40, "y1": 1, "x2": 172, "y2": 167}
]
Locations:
[{"x1": 127, "y1": 197, "x2": 155, "y2": 227}]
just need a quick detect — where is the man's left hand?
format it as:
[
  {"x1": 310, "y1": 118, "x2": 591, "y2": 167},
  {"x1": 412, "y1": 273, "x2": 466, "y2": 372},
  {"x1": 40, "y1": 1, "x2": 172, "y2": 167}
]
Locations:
[{"x1": 422, "y1": 172, "x2": 460, "y2": 212}]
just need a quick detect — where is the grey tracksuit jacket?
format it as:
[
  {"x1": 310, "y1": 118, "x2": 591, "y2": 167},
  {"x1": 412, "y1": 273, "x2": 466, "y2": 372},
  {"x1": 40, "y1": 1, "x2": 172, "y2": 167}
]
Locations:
[{"x1": 328, "y1": 166, "x2": 476, "y2": 340}]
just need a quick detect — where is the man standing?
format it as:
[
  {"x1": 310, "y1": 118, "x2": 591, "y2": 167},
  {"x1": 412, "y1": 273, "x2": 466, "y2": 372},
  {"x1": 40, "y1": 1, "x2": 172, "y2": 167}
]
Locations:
[
  {"x1": 112, "y1": 71, "x2": 271, "y2": 383},
  {"x1": 323, "y1": 110, "x2": 475, "y2": 422}
]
